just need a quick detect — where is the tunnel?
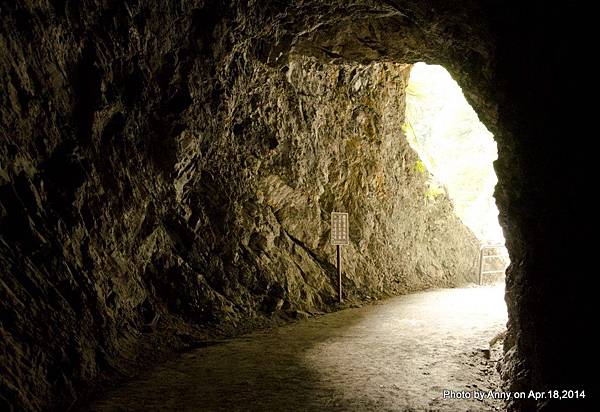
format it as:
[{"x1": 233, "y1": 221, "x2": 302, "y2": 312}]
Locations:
[{"x1": 0, "y1": 1, "x2": 593, "y2": 411}]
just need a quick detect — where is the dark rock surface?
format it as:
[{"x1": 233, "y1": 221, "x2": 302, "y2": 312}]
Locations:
[
  {"x1": 0, "y1": 2, "x2": 479, "y2": 411},
  {"x1": 0, "y1": 1, "x2": 593, "y2": 411}
]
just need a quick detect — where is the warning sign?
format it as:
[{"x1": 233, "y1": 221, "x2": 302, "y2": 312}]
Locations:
[{"x1": 331, "y1": 212, "x2": 349, "y2": 245}]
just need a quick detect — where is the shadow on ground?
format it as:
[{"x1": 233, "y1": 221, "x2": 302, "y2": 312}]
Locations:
[{"x1": 83, "y1": 284, "x2": 507, "y2": 412}]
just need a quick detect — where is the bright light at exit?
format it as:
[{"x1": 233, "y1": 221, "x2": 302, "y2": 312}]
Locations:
[{"x1": 404, "y1": 63, "x2": 504, "y2": 243}]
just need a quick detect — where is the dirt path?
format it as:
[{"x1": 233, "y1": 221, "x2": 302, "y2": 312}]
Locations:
[{"x1": 87, "y1": 284, "x2": 507, "y2": 411}]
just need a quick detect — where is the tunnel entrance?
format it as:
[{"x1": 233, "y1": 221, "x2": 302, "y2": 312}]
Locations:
[
  {"x1": 404, "y1": 63, "x2": 511, "y2": 286},
  {"x1": 0, "y1": 1, "x2": 591, "y2": 410}
]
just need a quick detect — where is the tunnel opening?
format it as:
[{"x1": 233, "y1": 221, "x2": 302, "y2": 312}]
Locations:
[
  {"x1": 404, "y1": 62, "x2": 511, "y2": 286},
  {"x1": 0, "y1": 2, "x2": 592, "y2": 411}
]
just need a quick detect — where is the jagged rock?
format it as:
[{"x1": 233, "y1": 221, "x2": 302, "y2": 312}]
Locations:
[
  {"x1": 0, "y1": 1, "x2": 593, "y2": 411},
  {"x1": 0, "y1": 4, "x2": 477, "y2": 409}
]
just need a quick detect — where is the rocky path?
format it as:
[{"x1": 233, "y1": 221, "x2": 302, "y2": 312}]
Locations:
[{"x1": 87, "y1": 284, "x2": 507, "y2": 411}]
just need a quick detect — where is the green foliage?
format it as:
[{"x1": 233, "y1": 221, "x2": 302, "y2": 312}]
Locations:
[
  {"x1": 426, "y1": 183, "x2": 445, "y2": 200},
  {"x1": 415, "y1": 159, "x2": 426, "y2": 175},
  {"x1": 401, "y1": 122, "x2": 415, "y2": 145}
]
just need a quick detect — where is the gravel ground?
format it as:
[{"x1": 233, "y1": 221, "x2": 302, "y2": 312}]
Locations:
[{"x1": 86, "y1": 284, "x2": 507, "y2": 412}]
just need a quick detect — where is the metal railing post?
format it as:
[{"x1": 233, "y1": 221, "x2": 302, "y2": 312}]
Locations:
[
  {"x1": 478, "y1": 243, "x2": 509, "y2": 285},
  {"x1": 478, "y1": 247, "x2": 484, "y2": 285}
]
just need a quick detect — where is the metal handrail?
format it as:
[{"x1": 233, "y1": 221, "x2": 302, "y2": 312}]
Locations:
[{"x1": 478, "y1": 244, "x2": 509, "y2": 285}]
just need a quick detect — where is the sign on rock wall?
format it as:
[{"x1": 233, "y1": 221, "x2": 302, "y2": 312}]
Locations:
[
  {"x1": 331, "y1": 212, "x2": 348, "y2": 303},
  {"x1": 331, "y1": 212, "x2": 349, "y2": 245}
]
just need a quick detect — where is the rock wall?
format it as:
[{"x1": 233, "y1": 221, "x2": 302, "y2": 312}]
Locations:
[
  {"x1": 489, "y1": 4, "x2": 594, "y2": 410},
  {"x1": 271, "y1": 2, "x2": 595, "y2": 410},
  {"x1": 0, "y1": 2, "x2": 479, "y2": 410}
]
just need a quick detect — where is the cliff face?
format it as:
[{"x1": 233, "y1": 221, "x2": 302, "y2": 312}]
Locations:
[
  {"x1": 3, "y1": 1, "x2": 593, "y2": 411},
  {"x1": 0, "y1": 2, "x2": 479, "y2": 410}
]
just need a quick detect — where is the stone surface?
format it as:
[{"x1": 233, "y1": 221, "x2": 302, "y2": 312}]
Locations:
[
  {"x1": 0, "y1": 2, "x2": 480, "y2": 411},
  {"x1": 87, "y1": 285, "x2": 507, "y2": 412},
  {"x1": 1, "y1": 1, "x2": 594, "y2": 411}
]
